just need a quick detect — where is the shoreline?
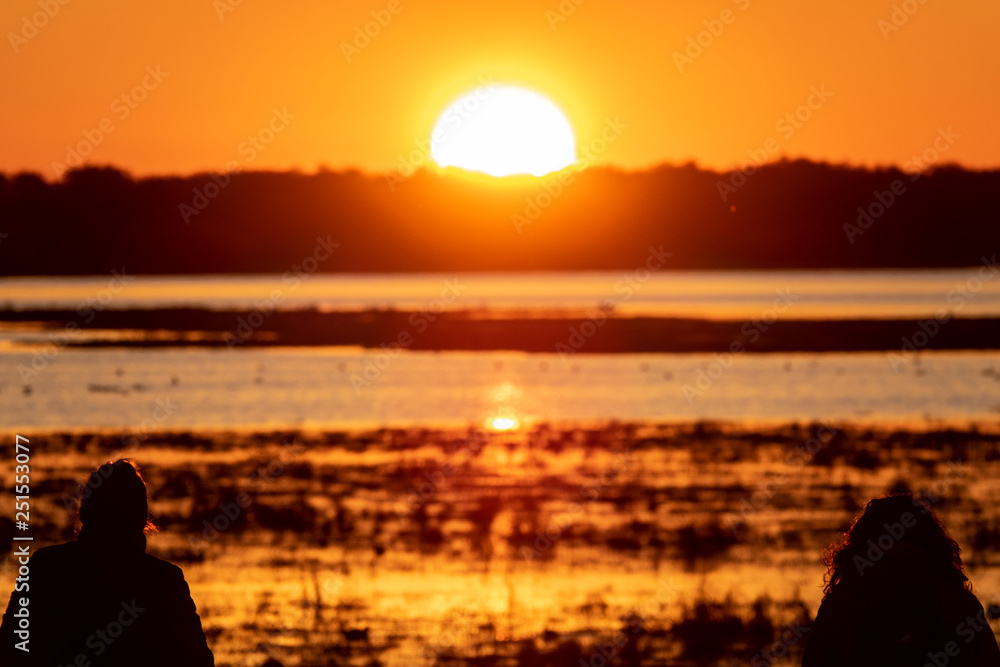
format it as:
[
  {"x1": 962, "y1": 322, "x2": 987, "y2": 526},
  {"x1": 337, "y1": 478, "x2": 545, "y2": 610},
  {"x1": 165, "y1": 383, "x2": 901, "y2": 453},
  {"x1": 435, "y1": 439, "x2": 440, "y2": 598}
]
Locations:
[
  {"x1": 11, "y1": 418, "x2": 1000, "y2": 442},
  {"x1": 3, "y1": 307, "x2": 1000, "y2": 352}
]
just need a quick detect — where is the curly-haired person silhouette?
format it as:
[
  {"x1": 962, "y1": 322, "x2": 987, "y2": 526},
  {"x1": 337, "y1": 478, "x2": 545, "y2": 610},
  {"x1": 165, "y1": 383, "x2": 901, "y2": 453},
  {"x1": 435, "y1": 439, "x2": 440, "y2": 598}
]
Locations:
[
  {"x1": 1, "y1": 459, "x2": 214, "y2": 667},
  {"x1": 803, "y1": 494, "x2": 1000, "y2": 666}
]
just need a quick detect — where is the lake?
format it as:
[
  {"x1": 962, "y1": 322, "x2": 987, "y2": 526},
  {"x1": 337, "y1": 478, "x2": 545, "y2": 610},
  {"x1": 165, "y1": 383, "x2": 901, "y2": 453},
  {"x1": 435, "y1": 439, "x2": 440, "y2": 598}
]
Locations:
[
  {"x1": 2, "y1": 269, "x2": 999, "y2": 666},
  {"x1": 2, "y1": 347, "x2": 1000, "y2": 433},
  {"x1": 2, "y1": 267, "x2": 1000, "y2": 319}
]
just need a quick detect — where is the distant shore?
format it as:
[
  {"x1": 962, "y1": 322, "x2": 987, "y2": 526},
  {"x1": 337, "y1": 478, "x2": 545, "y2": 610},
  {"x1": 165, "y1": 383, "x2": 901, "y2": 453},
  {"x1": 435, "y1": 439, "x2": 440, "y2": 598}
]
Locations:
[
  {"x1": 3, "y1": 307, "x2": 1000, "y2": 353},
  {"x1": 19, "y1": 418, "x2": 1000, "y2": 445}
]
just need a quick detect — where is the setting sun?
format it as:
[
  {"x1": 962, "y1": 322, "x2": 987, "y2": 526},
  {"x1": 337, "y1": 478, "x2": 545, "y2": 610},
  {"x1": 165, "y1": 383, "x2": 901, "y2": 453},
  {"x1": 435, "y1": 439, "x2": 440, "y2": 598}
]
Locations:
[
  {"x1": 4, "y1": 1, "x2": 1000, "y2": 665},
  {"x1": 431, "y1": 85, "x2": 576, "y2": 177}
]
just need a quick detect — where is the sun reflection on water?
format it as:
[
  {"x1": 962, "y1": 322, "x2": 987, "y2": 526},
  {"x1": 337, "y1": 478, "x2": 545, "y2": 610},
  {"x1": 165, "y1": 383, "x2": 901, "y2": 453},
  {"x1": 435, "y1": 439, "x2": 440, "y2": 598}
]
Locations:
[{"x1": 489, "y1": 416, "x2": 520, "y2": 431}]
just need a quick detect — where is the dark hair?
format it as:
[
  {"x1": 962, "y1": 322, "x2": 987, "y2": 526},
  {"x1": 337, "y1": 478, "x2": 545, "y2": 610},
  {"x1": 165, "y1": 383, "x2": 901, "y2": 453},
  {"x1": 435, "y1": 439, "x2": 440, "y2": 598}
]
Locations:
[
  {"x1": 822, "y1": 494, "x2": 967, "y2": 599},
  {"x1": 77, "y1": 459, "x2": 157, "y2": 537}
]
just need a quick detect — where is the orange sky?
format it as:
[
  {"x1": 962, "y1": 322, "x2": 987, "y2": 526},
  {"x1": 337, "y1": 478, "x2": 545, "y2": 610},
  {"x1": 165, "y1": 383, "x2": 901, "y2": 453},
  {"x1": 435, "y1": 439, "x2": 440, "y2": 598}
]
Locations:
[{"x1": 2, "y1": 0, "x2": 998, "y2": 180}]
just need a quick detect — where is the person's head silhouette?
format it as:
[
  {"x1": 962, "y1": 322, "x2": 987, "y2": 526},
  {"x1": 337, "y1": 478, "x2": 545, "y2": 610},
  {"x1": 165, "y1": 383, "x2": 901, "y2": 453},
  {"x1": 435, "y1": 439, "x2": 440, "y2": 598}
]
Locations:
[
  {"x1": 822, "y1": 493, "x2": 967, "y2": 599},
  {"x1": 78, "y1": 459, "x2": 157, "y2": 546}
]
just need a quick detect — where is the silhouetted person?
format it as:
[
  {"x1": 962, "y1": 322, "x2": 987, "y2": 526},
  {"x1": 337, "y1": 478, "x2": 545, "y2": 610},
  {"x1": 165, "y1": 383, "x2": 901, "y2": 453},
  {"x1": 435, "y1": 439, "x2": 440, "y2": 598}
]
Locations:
[
  {"x1": 1, "y1": 459, "x2": 214, "y2": 666},
  {"x1": 803, "y1": 494, "x2": 1000, "y2": 666}
]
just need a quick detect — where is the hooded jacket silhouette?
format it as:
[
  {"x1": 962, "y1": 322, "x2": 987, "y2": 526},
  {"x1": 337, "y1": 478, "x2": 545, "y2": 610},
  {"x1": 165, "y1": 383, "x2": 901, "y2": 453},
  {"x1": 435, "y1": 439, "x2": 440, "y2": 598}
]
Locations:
[
  {"x1": 803, "y1": 495, "x2": 1000, "y2": 666},
  {"x1": 0, "y1": 460, "x2": 214, "y2": 667}
]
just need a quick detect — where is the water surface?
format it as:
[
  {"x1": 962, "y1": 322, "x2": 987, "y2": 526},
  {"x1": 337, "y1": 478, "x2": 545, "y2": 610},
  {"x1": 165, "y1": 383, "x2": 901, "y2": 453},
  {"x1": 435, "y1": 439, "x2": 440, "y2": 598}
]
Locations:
[
  {"x1": 3, "y1": 268, "x2": 999, "y2": 319},
  {"x1": 4, "y1": 347, "x2": 998, "y2": 432}
]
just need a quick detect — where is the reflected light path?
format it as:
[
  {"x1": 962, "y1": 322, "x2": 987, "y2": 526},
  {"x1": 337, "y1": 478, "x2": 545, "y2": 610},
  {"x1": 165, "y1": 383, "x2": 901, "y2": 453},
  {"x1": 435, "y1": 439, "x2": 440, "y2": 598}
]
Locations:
[{"x1": 489, "y1": 417, "x2": 520, "y2": 431}]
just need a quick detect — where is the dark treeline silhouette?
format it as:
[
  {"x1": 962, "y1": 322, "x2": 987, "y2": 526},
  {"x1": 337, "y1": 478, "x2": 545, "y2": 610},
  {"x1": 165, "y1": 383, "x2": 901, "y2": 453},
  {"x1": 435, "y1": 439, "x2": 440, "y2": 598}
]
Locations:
[{"x1": 1, "y1": 161, "x2": 997, "y2": 275}]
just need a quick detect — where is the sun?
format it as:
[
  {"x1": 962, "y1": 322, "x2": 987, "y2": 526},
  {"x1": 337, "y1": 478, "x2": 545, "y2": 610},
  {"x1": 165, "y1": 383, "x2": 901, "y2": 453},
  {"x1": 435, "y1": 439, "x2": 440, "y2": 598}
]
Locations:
[{"x1": 431, "y1": 85, "x2": 576, "y2": 177}]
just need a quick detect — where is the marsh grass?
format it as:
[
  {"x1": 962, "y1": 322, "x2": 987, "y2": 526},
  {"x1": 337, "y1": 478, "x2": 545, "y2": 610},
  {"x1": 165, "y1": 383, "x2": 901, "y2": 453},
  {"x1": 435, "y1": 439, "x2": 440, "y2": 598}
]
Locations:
[{"x1": 3, "y1": 421, "x2": 999, "y2": 665}]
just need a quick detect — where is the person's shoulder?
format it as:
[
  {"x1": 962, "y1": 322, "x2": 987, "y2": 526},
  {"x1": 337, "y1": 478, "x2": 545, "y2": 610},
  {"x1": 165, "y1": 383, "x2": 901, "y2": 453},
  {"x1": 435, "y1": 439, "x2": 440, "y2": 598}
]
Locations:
[
  {"x1": 953, "y1": 583, "x2": 990, "y2": 613},
  {"x1": 929, "y1": 578, "x2": 986, "y2": 616},
  {"x1": 28, "y1": 540, "x2": 81, "y2": 564},
  {"x1": 818, "y1": 581, "x2": 861, "y2": 613},
  {"x1": 136, "y1": 552, "x2": 187, "y2": 580}
]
